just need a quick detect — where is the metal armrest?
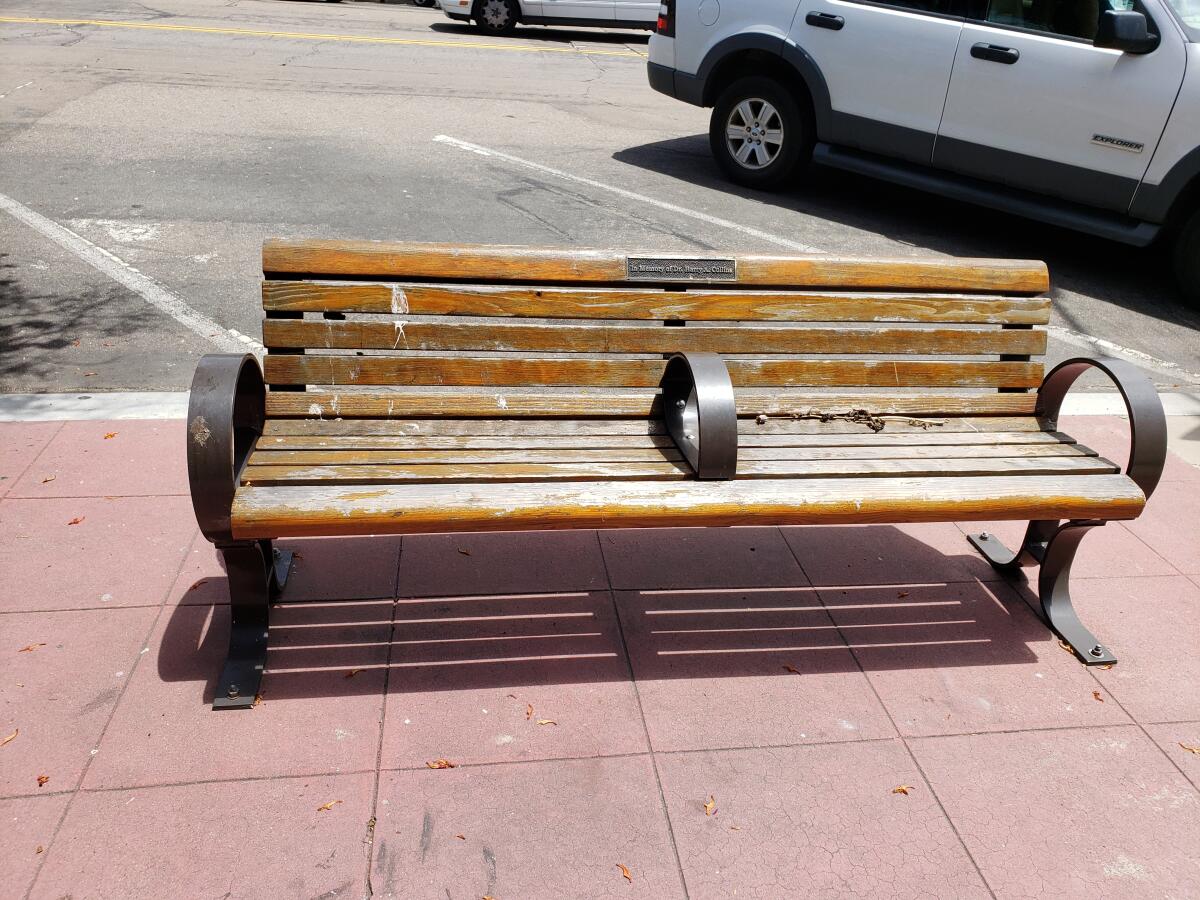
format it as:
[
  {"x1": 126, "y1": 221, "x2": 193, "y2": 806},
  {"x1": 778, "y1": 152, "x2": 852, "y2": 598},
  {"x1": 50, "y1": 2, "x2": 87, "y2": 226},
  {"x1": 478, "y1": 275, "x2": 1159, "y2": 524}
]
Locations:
[
  {"x1": 187, "y1": 354, "x2": 266, "y2": 543},
  {"x1": 1036, "y1": 356, "x2": 1166, "y2": 500},
  {"x1": 660, "y1": 352, "x2": 738, "y2": 479}
]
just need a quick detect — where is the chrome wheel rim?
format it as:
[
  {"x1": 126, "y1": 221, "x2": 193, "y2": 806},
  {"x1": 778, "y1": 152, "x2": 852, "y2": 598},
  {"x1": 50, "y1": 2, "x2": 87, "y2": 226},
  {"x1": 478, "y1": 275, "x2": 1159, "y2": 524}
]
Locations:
[
  {"x1": 480, "y1": 0, "x2": 511, "y2": 27},
  {"x1": 725, "y1": 99, "x2": 784, "y2": 170}
]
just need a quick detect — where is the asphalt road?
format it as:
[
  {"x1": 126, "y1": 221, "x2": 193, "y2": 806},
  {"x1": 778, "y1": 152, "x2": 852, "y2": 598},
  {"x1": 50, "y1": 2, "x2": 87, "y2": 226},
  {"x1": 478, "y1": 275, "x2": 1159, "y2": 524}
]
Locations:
[{"x1": 2, "y1": 0, "x2": 1199, "y2": 394}]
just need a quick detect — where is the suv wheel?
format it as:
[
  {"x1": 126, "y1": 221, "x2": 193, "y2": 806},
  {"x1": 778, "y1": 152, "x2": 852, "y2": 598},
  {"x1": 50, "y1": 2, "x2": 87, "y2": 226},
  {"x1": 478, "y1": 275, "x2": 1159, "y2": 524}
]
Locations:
[
  {"x1": 1172, "y1": 206, "x2": 1200, "y2": 309},
  {"x1": 709, "y1": 76, "x2": 810, "y2": 190},
  {"x1": 475, "y1": 0, "x2": 519, "y2": 34}
]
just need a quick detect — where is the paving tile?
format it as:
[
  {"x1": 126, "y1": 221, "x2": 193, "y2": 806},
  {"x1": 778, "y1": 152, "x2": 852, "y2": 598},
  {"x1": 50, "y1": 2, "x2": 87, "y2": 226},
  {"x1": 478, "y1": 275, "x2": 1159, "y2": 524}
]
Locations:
[
  {"x1": 600, "y1": 527, "x2": 805, "y2": 590},
  {"x1": 912, "y1": 726, "x2": 1200, "y2": 897},
  {"x1": 1143, "y1": 722, "x2": 1200, "y2": 792},
  {"x1": 84, "y1": 601, "x2": 390, "y2": 789},
  {"x1": 1081, "y1": 576, "x2": 1200, "y2": 723},
  {"x1": 1124, "y1": 487, "x2": 1200, "y2": 575},
  {"x1": 0, "y1": 607, "x2": 157, "y2": 797},
  {"x1": 820, "y1": 580, "x2": 1131, "y2": 736},
  {"x1": 9, "y1": 420, "x2": 187, "y2": 498},
  {"x1": 1060, "y1": 415, "x2": 1200, "y2": 485},
  {"x1": 0, "y1": 794, "x2": 72, "y2": 897},
  {"x1": 783, "y1": 522, "x2": 998, "y2": 585},
  {"x1": 615, "y1": 587, "x2": 894, "y2": 751},
  {"x1": 399, "y1": 529, "x2": 607, "y2": 596},
  {"x1": 0, "y1": 422, "x2": 60, "y2": 498},
  {"x1": 31, "y1": 773, "x2": 373, "y2": 900},
  {"x1": 955, "y1": 516, "x2": 1177, "y2": 581},
  {"x1": 1, "y1": 496, "x2": 196, "y2": 611},
  {"x1": 381, "y1": 591, "x2": 645, "y2": 768},
  {"x1": 372, "y1": 756, "x2": 685, "y2": 899},
  {"x1": 658, "y1": 741, "x2": 989, "y2": 899}
]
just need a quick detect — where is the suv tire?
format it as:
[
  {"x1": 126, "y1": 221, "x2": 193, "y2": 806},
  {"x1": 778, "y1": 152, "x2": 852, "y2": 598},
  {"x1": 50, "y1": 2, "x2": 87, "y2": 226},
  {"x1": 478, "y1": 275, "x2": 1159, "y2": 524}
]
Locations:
[
  {"x1": 1172, "y1": 206, "x2": 1200, "y2": 309},
  {"x1": 474, "y1": 0, "x2": 519, "y2": 34},
  {"x1": 709, "y1": 76, "x2": 810, "y2": 190}
]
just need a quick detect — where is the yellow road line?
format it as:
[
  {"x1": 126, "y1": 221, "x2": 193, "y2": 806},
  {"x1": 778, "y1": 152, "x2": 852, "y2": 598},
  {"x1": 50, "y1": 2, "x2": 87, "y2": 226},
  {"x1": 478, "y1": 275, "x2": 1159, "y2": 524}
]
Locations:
[{"x1": 0, "y1": 15, "x2": 645, "y2": 58}]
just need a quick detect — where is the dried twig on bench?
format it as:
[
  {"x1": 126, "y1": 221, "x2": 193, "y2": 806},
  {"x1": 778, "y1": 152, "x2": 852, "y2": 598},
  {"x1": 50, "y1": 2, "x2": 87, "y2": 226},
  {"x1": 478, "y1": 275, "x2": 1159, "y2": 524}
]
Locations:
[{"x1": 754, "y1": 409, "x2": 947, "y2": 432}]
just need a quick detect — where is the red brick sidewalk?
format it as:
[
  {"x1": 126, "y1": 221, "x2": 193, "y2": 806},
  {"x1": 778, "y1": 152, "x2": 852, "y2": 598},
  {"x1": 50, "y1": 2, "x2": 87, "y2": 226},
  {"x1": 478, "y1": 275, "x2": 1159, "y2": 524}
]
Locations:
[{"x1": 3, "y1": 416, "x2": 1199, "y2": 899}]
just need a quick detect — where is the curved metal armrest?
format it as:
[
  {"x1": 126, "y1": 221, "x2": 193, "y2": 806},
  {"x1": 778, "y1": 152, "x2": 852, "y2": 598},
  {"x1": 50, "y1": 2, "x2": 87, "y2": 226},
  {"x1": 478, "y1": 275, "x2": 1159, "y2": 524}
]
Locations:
[
  {"x1": 187, "y1": 354, "x2": 266, "y2": 543},
  {"x1": 660, "y1": 352, "x2": 737, "y2": 479},
  {"x1": 1037, "y1": 357, "x2": 1166, "y2": 500}
]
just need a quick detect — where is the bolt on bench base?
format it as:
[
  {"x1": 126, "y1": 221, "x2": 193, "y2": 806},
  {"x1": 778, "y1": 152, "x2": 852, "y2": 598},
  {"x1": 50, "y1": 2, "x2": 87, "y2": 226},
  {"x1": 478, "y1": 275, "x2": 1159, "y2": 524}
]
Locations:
[
  {"x1": 212, "y1": 541, "x2": 293, "y2": 710},
  {"x1": 969, "y1": 520, "x2": 1117, "y2": 667}
]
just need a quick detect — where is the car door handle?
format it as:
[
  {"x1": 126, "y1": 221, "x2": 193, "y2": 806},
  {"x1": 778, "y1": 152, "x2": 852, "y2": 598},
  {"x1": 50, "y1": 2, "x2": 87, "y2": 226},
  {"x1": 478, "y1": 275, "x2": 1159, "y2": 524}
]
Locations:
[
  {"x1": 805, "y1": 11, "x2": 845, "y2": 30},
  {"x1": 970, "y1": 42, "x2": 1020, "y2": 64}
]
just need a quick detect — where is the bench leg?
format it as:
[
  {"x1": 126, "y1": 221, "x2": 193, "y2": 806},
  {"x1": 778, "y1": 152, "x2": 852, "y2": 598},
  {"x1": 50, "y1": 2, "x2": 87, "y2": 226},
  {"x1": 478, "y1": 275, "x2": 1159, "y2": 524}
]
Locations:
[
  {"x1": 968, "y1": 520, "x2": 1117, "y2": 666},
  {"x1": 212, "y1": 541, "x2": 293, "y2": 710}
]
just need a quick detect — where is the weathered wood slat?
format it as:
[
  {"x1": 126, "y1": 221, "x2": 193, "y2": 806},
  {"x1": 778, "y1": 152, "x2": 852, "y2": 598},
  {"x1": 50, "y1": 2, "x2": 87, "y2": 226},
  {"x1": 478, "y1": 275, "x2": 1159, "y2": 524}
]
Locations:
[
  {"x1": 240, "y1": 455, "x2": 1116, "y2": 487},
  {"x1": 265, "y1": 390, "x2": 1040, "y2": 418},
  {"x1": 229, "y1": 474, "x2": 1143, "y2": 538},
  {"x1": 255, "y1": 430, "x2": 1070, "y2": 450},
  {"x1": 261, "y1": 282, "x2": 1052, "y2": 324},
  {"x1": 261, "y1": 241, "x2": 1050, "y2": 294},
  {"x1": 260, "y1": 416, "x2": 1051, "y2": 437},
  {"x1": 262, "y1": 355, "x2": 1043, "y2": 389},
  {"x1": 261, "y1": 319, "x2": 1047, "y2": 356},
  {"x1": 246, "y1": 443, "x2": 1095, "y2": 467}
]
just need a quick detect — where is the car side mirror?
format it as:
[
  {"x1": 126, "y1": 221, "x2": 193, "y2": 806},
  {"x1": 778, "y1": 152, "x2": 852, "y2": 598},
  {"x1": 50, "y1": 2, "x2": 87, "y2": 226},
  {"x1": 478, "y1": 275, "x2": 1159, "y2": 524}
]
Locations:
[{"x1": 1094, "y1": 10, "x2": 1159, "y2": 53}]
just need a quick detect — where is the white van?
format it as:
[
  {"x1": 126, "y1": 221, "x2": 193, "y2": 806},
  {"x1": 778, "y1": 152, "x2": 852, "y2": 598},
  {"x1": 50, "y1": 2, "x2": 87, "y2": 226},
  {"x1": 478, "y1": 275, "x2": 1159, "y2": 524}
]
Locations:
[{"x1": 440, "y1": 0, "x2": 659, "y2": 34}]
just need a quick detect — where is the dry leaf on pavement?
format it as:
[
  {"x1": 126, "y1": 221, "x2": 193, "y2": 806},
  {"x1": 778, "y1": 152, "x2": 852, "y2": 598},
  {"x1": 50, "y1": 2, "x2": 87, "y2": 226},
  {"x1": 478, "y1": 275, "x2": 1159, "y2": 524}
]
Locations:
[
  {"x1": 616, "y1": 863, "x2": 632, "y2": 883},
  {"x1": 536, "y1": 719, "x2": 557, "y2": 726},
  {"x1": 897, "y1": 590, "x2": 910, "y2": 598},
  {"x1": 457, "y1": 548, "x2": 471, "y2": 556},
  {"x1": 782, "y1": 664, "x2": 800, "y2": 674},
  {"x1": 892, "y1": 785, "x2": 913, "y2": 795},
  {"x1": 66, "y1": 517, "x2": 84, "y2": 526},
  {"x1": 525, "y1": 703, "x2": 534, "y2": 721},
  {"x1": 103, "y1": 432, "x2": 118, "y2": 440},
  {"x1": 344, "y1": 669, "x2": 365, "y2": 679},
  {"x1": 0, "y1": 729, "x2": 17, "y2": 748},
  {"x1": 1179, "y1": 743, "x2": 1200, "y2": 755},
  {"x1": 19, "y1": 643, "x2": 46, "y2": 653},
  {"x1": 40, "y1": 475, "x2": 55, "y2": 483},
  {"x1": 703, "y1": 795, "x2": 717, "y2": 817},
  {"x1": 317, "y1": 800, "x2": 342, "y2": 812},
  {"x1": 1092, "y1": 691, "x2": 1104, "y2": 702},
  {"x1": 35, "y1": 845, "x2": 44, "y2": 854},
  {"x1": 455, "y1": 833, "x2": 466, "y2": 840},
  {"x1": 427, "y1": 759, "x2": 456, "y2": 769},
  {"x1": 37, "y1": 775, "x2": 49, "y2": 788}
]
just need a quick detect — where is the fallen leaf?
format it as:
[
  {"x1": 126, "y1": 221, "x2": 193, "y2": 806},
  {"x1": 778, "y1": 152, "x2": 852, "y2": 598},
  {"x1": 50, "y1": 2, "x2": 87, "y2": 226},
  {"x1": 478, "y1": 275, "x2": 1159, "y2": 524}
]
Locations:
[
  {"x1": 1100, "y1": 663, "x2": 1115, "y2": 670},
  {"x1": 253, "y1": 692, "x2": 264, "y2": 708},
  {"x1": 536, "y1": 719, "x2": 557, "y2": 726},
  {"x1": 83, "y1": 372, "x2": 97, "y2": 377},
  {"x1": 426, "y1": 758, "x2": 456, "y2": 769},
  {"x1": 457, "y1": 548, "x2": 471, "y2": 556},
  {"x1": 70, "y1": 339, "x2": 80, "y2": 347},
  {"x1": 37, "y1": 775, "x2": 49, "y2": 788},
  {"x1": 525, "y1": 703, "x2": 534, "y2": 721},
  {"x1": 1179, "y1": 743, "x2": 1200, "y2": 755},
  {"x1": 455, "y1": 833, "x2": 466, "y2": 840},
  {"x1": 18, "y1": 643, "x2": 46, "y2": 653},
  {"x1": 103, "y1": 432, "x2": 118, "y2": 440},
  {"x1": 35, "y1": 845, "x2": 44, "y2": 854},
  {"x1": 344, "y1": 669, "x2": 365, "y2": 679},
  {"x1": 316, "y1": 800, "x2": 342, "y2": 812},
  {"x1": 897, "y1": 590, "x2": 910, "y2": 598},
  {"x1": 892, "y1": 785, "x2": 913, "y2": 795},
  {"x1": 40, "y1": 475, "x2": 55, "y2": 484},
  {"x1": 1058, "y1": 639, "x2": 1074, "y2": 656},
  {"x1": 505, "y1": 693, "x2": 517, "y2": 700},
  {"x1": 1092, "y1": 691, "x2": 1104, "y2": 703},
  {"x1": 782, "y1": 664, "x2": 800, "y2": 674},
  {"x1": 0, "y1": 728, "x2": 17, "y2": 748},
  {"x1": 66, "y1": 517, "x2": 84, "y2": 526},
  {"x1": 729, "y1": 825, "x2": 741, "y2": 831},
  {"x1": 616, "y1": 863, "x2": 632, "y2": 883},
  {"x1": 703, "y1": 795, "x2": 717, "y2": 817}
]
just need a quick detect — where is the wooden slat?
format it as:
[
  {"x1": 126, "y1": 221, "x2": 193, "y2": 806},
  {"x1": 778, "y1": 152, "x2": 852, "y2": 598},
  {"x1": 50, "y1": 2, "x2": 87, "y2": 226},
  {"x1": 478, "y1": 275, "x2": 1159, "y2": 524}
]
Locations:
[
  {"x1": 261, "y1": 319, "x2": 1047, "y2": 356},
  {"x1": 240, "y1": 455, "x2": 1116, "y2": 487},
  {"x1": 255, "y1": 430, "x2": 1072, "y2": 450},
  {"x1": 262, "y1": 356, "x2": 1043, "y2": 389},
  {"x1": 261, "y1": 282, "x2": 1052, "y2": 324},
  {"x1": 261, "y1": 241, "x2": 1050, "y2": 294},
  {"x1": 265, "y1": 390, "x2": 1040, "y2": 418},
  {"x1": 260, "y1": 416, "x2": 1051, "y2": 437},
  {"x1": 246, "y1": 444, "x2": 1095, "y2": 468},
  {"x1": 229, "y1": 474, "x2": 1143, "y2": 538}
]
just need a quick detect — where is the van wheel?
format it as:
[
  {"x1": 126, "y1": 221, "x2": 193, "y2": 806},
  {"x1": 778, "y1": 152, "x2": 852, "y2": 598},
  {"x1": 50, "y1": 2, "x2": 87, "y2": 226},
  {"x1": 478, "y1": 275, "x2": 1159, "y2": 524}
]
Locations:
[
  {"x1": 474, "y1": 0, "x2": 519, "y2": 34},
  {"x1": 1173, "y1": 207, "x2": 1200, "y2": 309},
  {"x1": 709, "y1": 76, "x2": 810, "y2": 190}
]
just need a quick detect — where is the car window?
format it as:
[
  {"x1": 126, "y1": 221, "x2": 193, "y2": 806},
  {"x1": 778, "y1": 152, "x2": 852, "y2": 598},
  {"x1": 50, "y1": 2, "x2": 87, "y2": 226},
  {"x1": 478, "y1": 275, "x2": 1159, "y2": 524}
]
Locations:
[
  {"x1": 983, "y1": 0, "x2": 1136, "y2": 39},
  {"x1": 884, "y1": 0, "x2": 957, "y2": 13},
  {"x1": 1162, "y1": 0, "x2": 1200, "y2": 30}
]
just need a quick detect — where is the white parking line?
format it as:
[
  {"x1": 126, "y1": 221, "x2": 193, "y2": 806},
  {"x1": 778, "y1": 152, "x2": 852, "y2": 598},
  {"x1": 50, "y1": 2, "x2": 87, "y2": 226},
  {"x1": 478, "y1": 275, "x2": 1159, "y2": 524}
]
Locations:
[
  {"x1": 433, "y1": 134, "x2": 825, "y2": 253},
  {"x1": 1046, "y1": 325, "x2": 1200, "y2": 383},
  {"x1": 0, "y1": 191, "x2": 261, "y2": 353}
]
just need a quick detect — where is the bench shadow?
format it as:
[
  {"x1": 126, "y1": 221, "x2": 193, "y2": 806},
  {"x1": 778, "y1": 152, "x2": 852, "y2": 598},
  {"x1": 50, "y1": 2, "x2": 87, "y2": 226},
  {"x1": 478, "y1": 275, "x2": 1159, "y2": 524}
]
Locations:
[
  {"x1": 612, "y1": 134, "x2": 1200, "y2": 326},
  {"x1": 157, "y1": 526, "x2": 1047, "y2": 703}
]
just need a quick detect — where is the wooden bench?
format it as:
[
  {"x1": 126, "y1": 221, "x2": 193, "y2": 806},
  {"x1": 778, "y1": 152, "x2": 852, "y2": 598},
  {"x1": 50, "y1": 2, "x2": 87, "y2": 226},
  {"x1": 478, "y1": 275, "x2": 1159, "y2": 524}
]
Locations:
[{"x1": 186, "y1": 240, "x2": 1166, "y2": 709}]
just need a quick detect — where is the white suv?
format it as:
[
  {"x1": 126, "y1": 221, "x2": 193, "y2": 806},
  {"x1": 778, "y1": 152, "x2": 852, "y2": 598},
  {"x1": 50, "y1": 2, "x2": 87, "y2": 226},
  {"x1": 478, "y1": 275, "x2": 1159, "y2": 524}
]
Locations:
[
  {"x1": 440, "y1": 0, "x2": 658, "y2": 34},
  {"x1": 648, "y1": 0, "x2": 1200, "y2": 304}
]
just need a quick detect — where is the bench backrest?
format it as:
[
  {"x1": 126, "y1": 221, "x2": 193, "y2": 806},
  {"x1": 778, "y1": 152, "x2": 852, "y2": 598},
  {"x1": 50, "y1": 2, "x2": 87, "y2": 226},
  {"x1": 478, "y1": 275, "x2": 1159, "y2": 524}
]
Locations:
[{"x1": 259, "y1": 241, "x2": 1051, "y2": 421}]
